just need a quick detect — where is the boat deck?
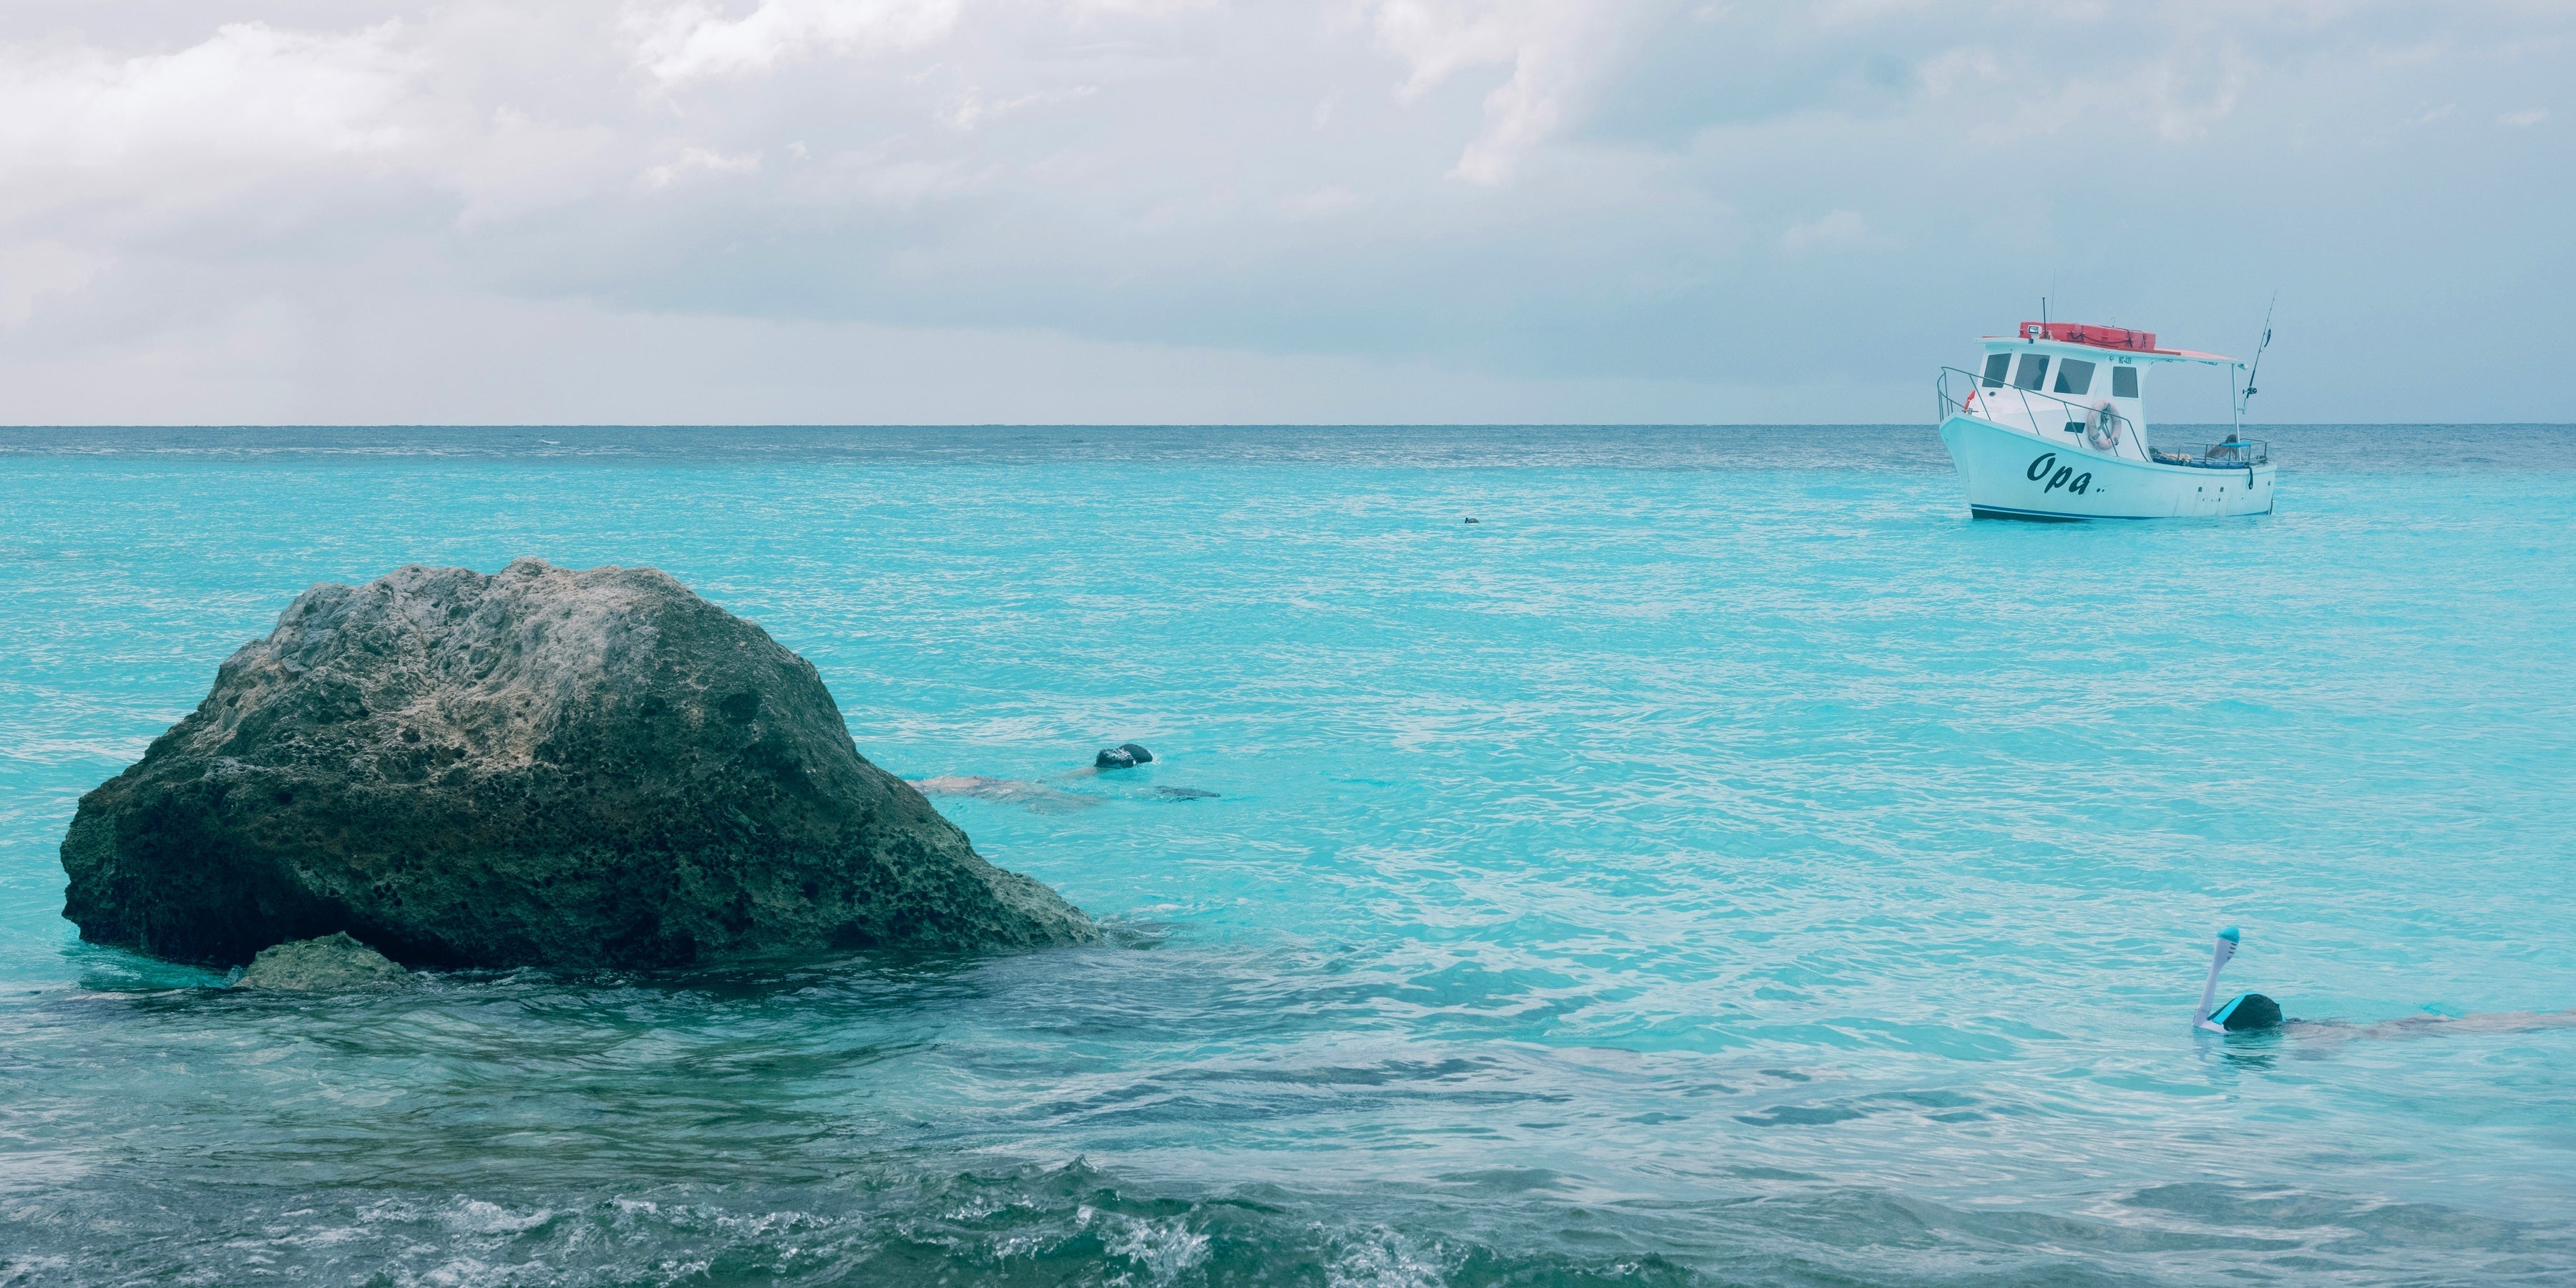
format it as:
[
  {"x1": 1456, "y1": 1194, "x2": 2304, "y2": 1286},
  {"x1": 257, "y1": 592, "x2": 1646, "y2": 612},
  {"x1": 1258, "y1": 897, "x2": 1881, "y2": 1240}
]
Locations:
[{"x1": 2150, "y1": 439, "x2": 2270, "y2": 468}]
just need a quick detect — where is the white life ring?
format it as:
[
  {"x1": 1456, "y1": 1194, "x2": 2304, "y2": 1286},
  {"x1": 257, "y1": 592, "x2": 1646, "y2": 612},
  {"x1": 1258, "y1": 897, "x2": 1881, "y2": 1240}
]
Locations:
[{"x1": 2085, "y1": 403, "x2": 2123, "y2": 452}]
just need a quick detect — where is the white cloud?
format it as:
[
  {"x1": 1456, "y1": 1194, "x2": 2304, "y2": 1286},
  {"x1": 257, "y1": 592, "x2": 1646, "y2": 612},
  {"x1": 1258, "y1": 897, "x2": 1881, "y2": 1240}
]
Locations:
[
  {"x1": 1353, "y1": 0, "x2": 1625, "y2": 184},
  {"x1": 0, "y1": 240, "x2": 111, "y2": 326},
  {"x1": 630, "y1": 0, "x2": 963, "y2": 84},
  {"x1": 941, "y1": 83, "x2": 1096, "y2": 132},
  {"x1": 1780, "y1": 209, "x2": 1886, "y2": 254},
  {"x1": 447, "y1": 107, "x2": 627, "y2": 228},
  {"x1": 1279, "y1": 185, "x2": 1363, "y2": 218},
  {"x1": 0, "y1": 0, "x2": 2572, "y2": 423},
  {"x1": 1938, "y1": 31, "x2": 2256, "y2": 145},
  {"x1": 643, "y1": 145, "x2": 763, "y2": 187},
  {"x1": 1066, "y1": 0, "x2": 1214, "y2": 14},
  {"x1": 2137, "y1": 40, "x2": 2250, "y2": 141},
  {"x1": 2498, "y1": 107, "x2": 2547, "y2": 126},
  {"x1": 0, "y1": 21, "x2": 418, "y2": 197},
  {"x1": 0, "y1": 279, "x2": 1917, "y2": 425}
]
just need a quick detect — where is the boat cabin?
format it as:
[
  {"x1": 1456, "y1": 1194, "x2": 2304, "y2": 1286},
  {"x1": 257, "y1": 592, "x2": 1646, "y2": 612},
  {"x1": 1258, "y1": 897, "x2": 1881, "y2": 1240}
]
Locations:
[{"x1": 1956, "y1": 321, "x2": 2240, "y2": 466}]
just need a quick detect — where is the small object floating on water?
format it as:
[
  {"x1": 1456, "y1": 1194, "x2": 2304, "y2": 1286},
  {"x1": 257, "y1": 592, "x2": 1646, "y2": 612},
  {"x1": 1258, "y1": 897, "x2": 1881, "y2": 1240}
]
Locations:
[
  {"x1": 1153, "y1": 786, "x2": 1219, "y2": 801},
  {"x1": 1095, "y1": 742, "x2": 1154, "y2": 769},
  {"x1": 1463, "y1": 517, "x2": 1479, "y2": 524}
]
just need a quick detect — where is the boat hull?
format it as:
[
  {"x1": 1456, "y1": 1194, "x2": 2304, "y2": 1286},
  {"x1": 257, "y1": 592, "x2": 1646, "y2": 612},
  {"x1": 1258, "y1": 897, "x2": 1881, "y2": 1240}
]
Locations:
[{"x1": 1937, "y1": 414, "x2": 2275, "y2": 520}]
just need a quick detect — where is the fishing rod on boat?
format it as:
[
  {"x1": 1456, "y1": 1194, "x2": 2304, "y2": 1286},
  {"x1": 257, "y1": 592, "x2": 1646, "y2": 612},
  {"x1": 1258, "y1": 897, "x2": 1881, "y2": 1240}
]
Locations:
[{"x1": 2235, "y1": 294, "x2": 2276, "y2": 419}]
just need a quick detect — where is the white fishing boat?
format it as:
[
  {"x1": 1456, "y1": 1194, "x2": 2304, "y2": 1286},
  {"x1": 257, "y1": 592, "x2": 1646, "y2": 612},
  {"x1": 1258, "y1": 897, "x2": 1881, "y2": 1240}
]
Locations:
[{"x1": 1936, "y1": 320, "x2": 2275, "y2": 521}]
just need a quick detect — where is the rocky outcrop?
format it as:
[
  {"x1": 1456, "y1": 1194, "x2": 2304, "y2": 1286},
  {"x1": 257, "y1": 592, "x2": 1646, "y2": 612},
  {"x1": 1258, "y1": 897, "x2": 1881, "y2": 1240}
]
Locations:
[
  {"x1": 60, "y1": 560, "x2": 1095, "y2": 968},
  {"x1": 235, "y1": 932, "x2": 411, "y2": 990}
]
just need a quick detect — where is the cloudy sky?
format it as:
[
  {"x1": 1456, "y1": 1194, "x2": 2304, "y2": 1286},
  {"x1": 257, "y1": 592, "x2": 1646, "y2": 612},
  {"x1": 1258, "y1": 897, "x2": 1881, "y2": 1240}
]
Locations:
[{"x1": 1, "y1": 1, "x2": 2565, "y2": 424}]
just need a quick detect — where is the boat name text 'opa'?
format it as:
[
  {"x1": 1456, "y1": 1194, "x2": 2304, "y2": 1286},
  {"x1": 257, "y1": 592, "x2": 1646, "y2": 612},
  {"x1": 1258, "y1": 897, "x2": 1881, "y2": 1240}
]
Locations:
[{"x1": 2025, "y1": 453, "x2": 2092, "y2": 495}]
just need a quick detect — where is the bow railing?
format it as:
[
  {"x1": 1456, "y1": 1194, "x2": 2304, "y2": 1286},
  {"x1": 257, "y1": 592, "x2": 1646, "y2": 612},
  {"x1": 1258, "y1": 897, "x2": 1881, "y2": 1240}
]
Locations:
[{"x1": 1937, "y1": 367, "x2": 2133, "y2": 450}]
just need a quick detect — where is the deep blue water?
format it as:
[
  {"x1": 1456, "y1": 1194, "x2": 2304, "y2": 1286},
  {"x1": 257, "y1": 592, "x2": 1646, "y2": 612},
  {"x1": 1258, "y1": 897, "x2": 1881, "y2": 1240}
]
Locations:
[{"x1": 3, "y1": 424, "x2": 2572, "y2": 1287}]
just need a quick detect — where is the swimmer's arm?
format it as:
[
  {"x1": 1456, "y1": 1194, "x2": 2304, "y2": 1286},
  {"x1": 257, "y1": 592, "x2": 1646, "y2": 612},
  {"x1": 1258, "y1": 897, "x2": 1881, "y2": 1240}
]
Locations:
[{"x1": 2288, "y1": 1011, "x2": 2576, "y2": 1042}]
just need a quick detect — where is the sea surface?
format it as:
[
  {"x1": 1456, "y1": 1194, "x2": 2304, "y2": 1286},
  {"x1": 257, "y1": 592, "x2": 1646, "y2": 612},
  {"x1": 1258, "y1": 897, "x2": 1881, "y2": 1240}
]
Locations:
[{"x1": 3, "y1": 424, "x2": 2572, "y2": 1287}]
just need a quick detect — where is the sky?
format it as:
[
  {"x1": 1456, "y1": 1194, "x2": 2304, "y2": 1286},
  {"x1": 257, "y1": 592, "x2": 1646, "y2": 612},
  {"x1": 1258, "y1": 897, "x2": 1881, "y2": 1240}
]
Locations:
[{"x1": 0, "y1": 1, "x2": 2567, "y2": 425}]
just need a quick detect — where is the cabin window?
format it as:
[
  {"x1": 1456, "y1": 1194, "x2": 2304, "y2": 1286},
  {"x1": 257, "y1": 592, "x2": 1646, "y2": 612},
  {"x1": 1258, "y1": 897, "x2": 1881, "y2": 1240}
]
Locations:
[
  {"x1": 2053, "y1": 358, "x2": 2096, "y2": 396},
  {"x1": 2112, "y1": 366, "x2": 2140, "y2": 399},
  {"x1": 2012, "y1": 354, "x2": 2049, "y2": 391},
  {"x1": 1981, "y1": 353, "x2": 2011, "y2": 386}
]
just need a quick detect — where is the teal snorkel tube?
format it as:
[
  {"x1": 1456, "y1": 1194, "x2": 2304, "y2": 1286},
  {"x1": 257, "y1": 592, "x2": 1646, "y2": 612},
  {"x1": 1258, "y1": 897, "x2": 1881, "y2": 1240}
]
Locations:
[{"x1": 2192, "y1": 926, "x2": 2283, "y2": 1033}]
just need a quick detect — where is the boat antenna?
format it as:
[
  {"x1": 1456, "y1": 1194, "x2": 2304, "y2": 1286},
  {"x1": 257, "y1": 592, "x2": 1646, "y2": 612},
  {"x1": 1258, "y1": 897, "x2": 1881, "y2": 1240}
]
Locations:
[{"x1": 2236, "y1": 293, "x2": 2276, "y2": 418}]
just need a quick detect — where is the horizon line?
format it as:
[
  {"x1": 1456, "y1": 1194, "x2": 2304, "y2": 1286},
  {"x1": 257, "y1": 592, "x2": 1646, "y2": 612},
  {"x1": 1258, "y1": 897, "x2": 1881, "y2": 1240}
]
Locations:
[{"x1": 9, "y1": 422, "x2": 2573, "y2": 431}]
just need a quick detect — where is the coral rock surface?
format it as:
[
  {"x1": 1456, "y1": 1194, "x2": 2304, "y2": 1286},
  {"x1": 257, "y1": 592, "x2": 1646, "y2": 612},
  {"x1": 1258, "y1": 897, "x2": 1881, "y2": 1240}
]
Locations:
[{"x1": 61, "y1": 560, "x2": 1096, "y2": 967}]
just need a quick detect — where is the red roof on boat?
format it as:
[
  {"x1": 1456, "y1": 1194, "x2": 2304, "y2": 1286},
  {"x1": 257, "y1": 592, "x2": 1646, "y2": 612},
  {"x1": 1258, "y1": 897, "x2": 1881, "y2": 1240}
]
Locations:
[
  {"x1": 2008, "y1": 321, "x2": 2237, "y2": 364},
  {"x1": 2019, "y1": 321, "x2": 2155, "y2": 351}
]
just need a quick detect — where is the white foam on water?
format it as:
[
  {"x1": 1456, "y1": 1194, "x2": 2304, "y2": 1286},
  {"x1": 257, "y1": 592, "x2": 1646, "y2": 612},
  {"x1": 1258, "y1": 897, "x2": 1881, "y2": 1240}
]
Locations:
[
  {"x1": 1327, "y1": 1229, "x2": 1445, "y2": 1288},
  {"x1": 1095, "y1": 1210, "x2": 1212, "y2": 1283}
]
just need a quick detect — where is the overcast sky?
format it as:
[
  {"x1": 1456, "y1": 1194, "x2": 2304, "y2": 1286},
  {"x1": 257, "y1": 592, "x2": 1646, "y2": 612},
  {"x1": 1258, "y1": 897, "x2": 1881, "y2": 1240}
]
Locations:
[{"x1": 1, "y1": 1, "x2": 2566, "y2": 424}]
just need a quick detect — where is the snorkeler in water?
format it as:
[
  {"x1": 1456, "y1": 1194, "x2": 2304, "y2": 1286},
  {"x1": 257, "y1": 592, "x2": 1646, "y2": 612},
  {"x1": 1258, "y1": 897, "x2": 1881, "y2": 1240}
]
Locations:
[
  {"x1": 2192, "y1": 926, "x2": 2576, "y2": 1043},
  {"x1": 2192, "y1": 927, "x2": 2278, "y2": 1032}
]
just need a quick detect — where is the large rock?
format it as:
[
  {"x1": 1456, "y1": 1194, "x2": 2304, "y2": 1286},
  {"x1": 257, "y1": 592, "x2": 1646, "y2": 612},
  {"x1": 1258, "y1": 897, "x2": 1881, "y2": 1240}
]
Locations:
[{"x1": 60, "y1": 560, "x2": 1096, "y2": 967}]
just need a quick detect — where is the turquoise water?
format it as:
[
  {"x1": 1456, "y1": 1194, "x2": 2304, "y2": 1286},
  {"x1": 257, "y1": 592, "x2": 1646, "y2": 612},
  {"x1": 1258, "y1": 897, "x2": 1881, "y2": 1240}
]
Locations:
[{"x1": 3, "y1": 425, "x2": 2572, "y2": 1286}]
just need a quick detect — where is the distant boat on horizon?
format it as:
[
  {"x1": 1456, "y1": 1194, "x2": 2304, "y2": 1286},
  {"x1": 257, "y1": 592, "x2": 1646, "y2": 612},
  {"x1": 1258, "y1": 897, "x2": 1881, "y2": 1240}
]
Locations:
[{"x1": 1936, "y1": 321, "x2": 2276, "y2": 521}]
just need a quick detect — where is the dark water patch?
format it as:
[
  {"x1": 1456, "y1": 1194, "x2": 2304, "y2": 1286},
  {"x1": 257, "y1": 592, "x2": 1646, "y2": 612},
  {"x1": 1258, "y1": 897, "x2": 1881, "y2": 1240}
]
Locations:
[{"x1": 16, "y1": 1156, "x2": 2558, "y2": 1287}]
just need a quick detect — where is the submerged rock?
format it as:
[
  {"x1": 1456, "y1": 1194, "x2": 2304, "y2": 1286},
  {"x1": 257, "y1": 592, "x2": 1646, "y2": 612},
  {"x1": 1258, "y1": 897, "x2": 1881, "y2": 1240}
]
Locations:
[
  {"x1": 60, "y1": 559, "x2": 1096, "y2": 968},
  {"x1": 912, "y1": 773, "x2": 1217, "y2": 812},
  {"x1": 235, "y1": 932, "x2": 411, "y2": 990},
  {"x1": 912, "y1": 775, "x2": 1103, "y2": 814},
  {"x1": 1093, "y1": 743, "x2": 1154, "y2": 769}
]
